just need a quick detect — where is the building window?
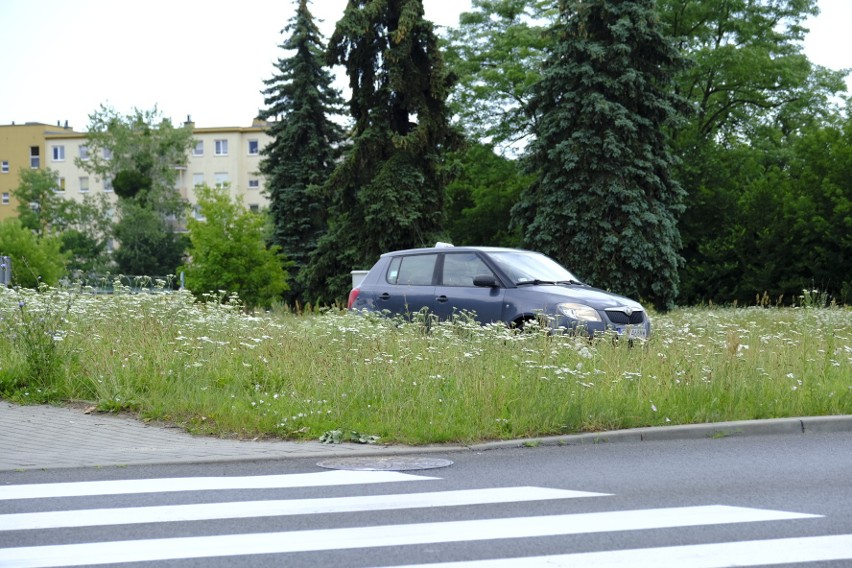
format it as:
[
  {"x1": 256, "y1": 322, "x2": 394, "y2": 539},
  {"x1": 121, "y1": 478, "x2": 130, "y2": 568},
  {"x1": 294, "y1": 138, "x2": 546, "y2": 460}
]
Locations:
[
  {"x1": 192, "y1": 140, "x2": 203, "y2": 156},
  {"x1": 1, "y1": 161, "x2": 8, "y2": 174},
  {"x1": 249, "y1": 204, "x2": 260, "y2": 213},
  {"x1": 55, "y1": 176, "x2": 66, "y2": 192},
  {"x1": 214, "y1": 139, "x2": 228, "y2": 156},
  {"x1": 214, "y1": 172, "x2": 229, "y2": 188},
  {"x1": 30, "y1": 147, "x2": 40, "y2": 169},
  {"x1": 192, "y1": 205, "x2": 206, "y2": 221},
  {"x1": 52, "y1": 146, "x2": 65, "y2": 161},
  {"x1": 247, "y1": 140, "x2": 259, "y2": 155},
  {"x1": 79, "y1": 177, "x2": 89, "y2": 193},
  {"x1": 248, "y1": 179, "x2": 260, "y2": 189},
  {"x1": 103, "y1": 177, "x2": 113, "y2": 192},
  {"x1": 1, "y1": 192, "x2": 9, "y2": 205},
  {"x1": 192, "y1": 173, "x2": 204, "y2": 187},
  {"x1": 102, "y1": 148, "x2": 112, "y2": 160},
  {"x1": 79, "y1": 145, "x2": 89, "y2": 161}
]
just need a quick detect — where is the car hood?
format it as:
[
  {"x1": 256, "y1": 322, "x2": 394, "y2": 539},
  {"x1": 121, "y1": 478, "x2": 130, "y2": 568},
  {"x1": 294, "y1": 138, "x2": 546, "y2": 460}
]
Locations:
[{"x1": 510, "y1": 284, "x2": 644, "y2": 311}]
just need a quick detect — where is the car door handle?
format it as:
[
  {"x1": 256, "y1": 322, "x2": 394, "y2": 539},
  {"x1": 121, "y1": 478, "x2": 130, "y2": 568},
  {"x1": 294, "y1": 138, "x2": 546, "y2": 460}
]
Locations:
[
  {"x1": 436, "y1": 295, "x2": 448, "y2": 303},
  {"x1": 379, "y1": 292, "x2": 391, "y2": 301}
]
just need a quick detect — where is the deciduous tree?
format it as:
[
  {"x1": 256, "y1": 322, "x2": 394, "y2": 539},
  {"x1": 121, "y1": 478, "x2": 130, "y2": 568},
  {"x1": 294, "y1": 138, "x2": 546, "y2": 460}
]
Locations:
[
  {"x1": 13, "y1": 168, "x2": 113, "y2": 273},
  {"x1": 443, "y1": 0, "x2": 553, "y2": 153},
  {"x1": 660, "y1": 0, "x2": 838, "y2": 143},
  {"x1": 80, "y1": 105, "x2": 194, "y2": 214},
  {"x1": 678, "y1": 114, "x2": 852, "y2": 305},
  {"x1": 658, "y1": 0, "x2": 850, "y2": 303},
  {"x1": 179, "y1": 185, "x2": 289, "y2": 309},
  {"x1": 0, "y1": 219, "x2": 66, "y2": 287},
  {"x1": 14, "y1": 168, "x2": 75, "y2": 238},
  {"x1": 444, "y1": 142, "x2": 529, "y2": 246},
  {"x1": 78, "y1": 105, "x2": 195, "y2": 276},
  {"x1": 112, "y1": 202, "x2": 186, "y2": 277}
]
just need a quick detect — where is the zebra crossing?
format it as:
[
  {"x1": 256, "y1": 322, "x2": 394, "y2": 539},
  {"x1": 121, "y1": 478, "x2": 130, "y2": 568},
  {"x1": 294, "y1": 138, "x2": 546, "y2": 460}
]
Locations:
[{"x1": 0, "y1": 469, "x2": 849, "y2": 567}]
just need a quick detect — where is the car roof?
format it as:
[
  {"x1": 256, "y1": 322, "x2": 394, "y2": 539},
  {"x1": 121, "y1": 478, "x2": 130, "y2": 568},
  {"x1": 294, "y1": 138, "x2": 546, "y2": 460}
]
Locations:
[{"x1": 379, "y1": 246, "x2": 537, "y2": 258}]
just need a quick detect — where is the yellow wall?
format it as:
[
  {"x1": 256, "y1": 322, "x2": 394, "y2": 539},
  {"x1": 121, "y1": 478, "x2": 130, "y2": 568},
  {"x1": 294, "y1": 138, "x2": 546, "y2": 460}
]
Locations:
[{"x1": 0, "y1": 123, "x2": 76, "y2": 221}]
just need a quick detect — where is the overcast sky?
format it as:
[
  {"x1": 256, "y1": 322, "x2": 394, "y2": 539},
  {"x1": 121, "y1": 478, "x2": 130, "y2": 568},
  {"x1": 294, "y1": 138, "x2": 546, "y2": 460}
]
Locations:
[{"x1": 0, "y1": 0, "x2": 848, "y2": 131}]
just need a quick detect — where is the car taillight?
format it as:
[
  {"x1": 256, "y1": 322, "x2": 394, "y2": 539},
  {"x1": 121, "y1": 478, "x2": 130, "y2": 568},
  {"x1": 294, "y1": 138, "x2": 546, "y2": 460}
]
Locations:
[{"x1": 347, "y1": 288, "x2": 360, "y2": 309}]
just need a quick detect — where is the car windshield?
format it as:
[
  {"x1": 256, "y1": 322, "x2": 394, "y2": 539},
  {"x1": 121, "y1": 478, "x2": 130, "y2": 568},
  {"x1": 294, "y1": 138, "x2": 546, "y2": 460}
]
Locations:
[{"x1": 486, "y1": 251, "x2": 581, "y2": 285}]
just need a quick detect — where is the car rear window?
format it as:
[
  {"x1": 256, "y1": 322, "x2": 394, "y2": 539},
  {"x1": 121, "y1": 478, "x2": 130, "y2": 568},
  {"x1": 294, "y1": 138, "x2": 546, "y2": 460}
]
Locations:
[{"x1": 386, "y1": 254, "x2": 438, "y2": 286}]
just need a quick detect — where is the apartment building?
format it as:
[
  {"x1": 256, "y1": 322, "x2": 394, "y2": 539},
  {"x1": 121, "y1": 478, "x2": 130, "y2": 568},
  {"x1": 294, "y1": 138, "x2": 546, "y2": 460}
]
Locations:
[
  {"x1": 0, "y1": 121, "x2": 78, "y2": 221},
  {"x1": 1, "y1": 118, "x2": 271, "y2": 223},
  {"x1": 42, "y1": 129, "x2": 114, "y2": 207},
  {"x1": 181, "y1": 120, "x2": 271, "y2": 217}
]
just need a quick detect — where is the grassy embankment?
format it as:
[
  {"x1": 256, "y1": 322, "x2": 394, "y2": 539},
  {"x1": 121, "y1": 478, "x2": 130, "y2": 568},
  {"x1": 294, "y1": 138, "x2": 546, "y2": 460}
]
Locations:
[{"x1": 1, "y1": 283, "x2": 849, "y2": 445}]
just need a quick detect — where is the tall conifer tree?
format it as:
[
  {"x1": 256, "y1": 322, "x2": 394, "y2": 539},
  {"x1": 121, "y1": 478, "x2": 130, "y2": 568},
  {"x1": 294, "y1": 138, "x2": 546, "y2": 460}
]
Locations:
[
  {"x1": 258, "y1": 0, "x2": 345, "y2": 303},
  {"x1": 303, "y1": 0, "x2": 460, "y2": 303},
  {"x1": 513, "y1": 0, "x2": 686, "y2": 310}
]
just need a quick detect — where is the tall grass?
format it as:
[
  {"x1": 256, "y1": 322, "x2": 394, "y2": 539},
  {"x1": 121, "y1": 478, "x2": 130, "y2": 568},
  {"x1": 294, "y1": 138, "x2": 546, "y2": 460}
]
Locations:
[{"x1": 1, "y1": 283, "x2": 849, "y2": 444}]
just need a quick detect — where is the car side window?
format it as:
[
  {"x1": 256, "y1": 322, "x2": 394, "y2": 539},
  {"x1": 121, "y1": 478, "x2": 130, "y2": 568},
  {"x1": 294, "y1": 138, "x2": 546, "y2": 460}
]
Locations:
[
  {"x1": 386, "y1": 254, "x2": 438, "y2": 286},
  {"x1": 441, "y1": 253, "x2": 494, "y2": 287}
]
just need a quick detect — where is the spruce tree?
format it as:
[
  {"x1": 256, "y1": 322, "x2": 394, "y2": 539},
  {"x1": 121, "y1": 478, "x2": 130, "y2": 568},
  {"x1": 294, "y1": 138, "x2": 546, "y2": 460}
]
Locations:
[
  {"x1": 302, "y1": 0, "x2": 460, "y2": 303},
  {"x1": 512, "y1": 0, "x2": 687, "y2": 310},
  {"x1": 258, "y1": 0, "x2": 345, "y2": 303}
]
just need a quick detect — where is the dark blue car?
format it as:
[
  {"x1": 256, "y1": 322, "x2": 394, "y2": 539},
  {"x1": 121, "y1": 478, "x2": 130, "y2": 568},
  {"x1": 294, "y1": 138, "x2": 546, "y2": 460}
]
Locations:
[{"x1": 348, "y1": 245, "x2": 651, "y2": 338}]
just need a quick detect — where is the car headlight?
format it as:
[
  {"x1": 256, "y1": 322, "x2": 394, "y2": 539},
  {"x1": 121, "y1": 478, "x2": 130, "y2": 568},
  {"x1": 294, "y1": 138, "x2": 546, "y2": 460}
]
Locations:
[{"x1": 556, "y1": 303, "x2": 602, "y2": 322}]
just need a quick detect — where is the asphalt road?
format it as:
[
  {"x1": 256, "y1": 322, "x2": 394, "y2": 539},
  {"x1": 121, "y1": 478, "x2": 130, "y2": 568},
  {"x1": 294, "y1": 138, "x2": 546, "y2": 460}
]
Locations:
[{"x1": 1, "y1": 431, "x2": 851, "y2": 567}]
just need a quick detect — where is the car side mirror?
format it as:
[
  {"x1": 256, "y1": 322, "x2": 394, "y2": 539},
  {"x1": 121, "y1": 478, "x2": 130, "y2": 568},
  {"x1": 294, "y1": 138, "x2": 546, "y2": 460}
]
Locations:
[{"x1": 473, "y1": 274, "x2": 499, "y2": 288}]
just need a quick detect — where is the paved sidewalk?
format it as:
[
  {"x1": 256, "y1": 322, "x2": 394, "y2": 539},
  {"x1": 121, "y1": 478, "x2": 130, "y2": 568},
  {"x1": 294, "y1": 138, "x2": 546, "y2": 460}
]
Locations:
[
  {"x1": 2, "y1": 401, "x2": 851, "y2": 471},
  {"x1": 0, "y1": 402, "x2": 421, "y2": 471}
]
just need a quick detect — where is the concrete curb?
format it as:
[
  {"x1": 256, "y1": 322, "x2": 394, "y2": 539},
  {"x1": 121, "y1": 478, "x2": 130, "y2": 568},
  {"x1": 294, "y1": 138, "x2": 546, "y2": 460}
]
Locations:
[{"x1": 461, "y1": 415, "x2": 852, "y2": 452}]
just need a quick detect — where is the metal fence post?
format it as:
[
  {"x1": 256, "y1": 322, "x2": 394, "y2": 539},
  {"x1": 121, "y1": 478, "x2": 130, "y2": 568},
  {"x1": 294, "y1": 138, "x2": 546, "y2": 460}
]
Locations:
[{"x1": 0, "y1": 256, "x2": 10, "y2": 287}]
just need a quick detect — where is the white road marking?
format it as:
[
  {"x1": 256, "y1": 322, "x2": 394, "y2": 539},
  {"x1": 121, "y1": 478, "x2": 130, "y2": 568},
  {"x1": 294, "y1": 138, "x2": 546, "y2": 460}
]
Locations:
[
  {"x1": 377, "y1": 534, "x2": 852, "y2": 567},
  {"x1": 0, "y1": 505, "x2": 819, "y2": 567},
  {"x1": 0, "y1": 470, "x2": 436, "y2": 501},
  {"x1": 0, "y1": 486, "x2": 608, "y2": 531}
]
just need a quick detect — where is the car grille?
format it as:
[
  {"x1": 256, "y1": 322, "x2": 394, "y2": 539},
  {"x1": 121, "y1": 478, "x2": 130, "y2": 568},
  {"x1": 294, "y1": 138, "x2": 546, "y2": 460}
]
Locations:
[{"x1": 605, "y1": 308, "x2": 645, "y2": 325}]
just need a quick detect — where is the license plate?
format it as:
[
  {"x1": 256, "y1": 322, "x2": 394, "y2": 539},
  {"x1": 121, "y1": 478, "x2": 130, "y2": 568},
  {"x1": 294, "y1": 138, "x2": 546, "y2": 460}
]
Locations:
[{"x1": 617, "y1": 326, "x2": 646, "y2": 339}]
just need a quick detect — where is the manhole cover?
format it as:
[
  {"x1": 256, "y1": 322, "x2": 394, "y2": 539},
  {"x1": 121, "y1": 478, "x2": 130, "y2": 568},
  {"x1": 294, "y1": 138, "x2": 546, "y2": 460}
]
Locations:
[{"x1": 317, "y1": 456, "x2": 453, "y2": 471}]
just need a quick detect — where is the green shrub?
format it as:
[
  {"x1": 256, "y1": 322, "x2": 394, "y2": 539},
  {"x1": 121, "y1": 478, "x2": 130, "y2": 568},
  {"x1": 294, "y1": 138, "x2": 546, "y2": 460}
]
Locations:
[
  {"x1": 179, "y1": 185, "x2": 289, "y2": 309},
  {"x1": 0, "y1": 218, "x2": 66, "y2": 287}
]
